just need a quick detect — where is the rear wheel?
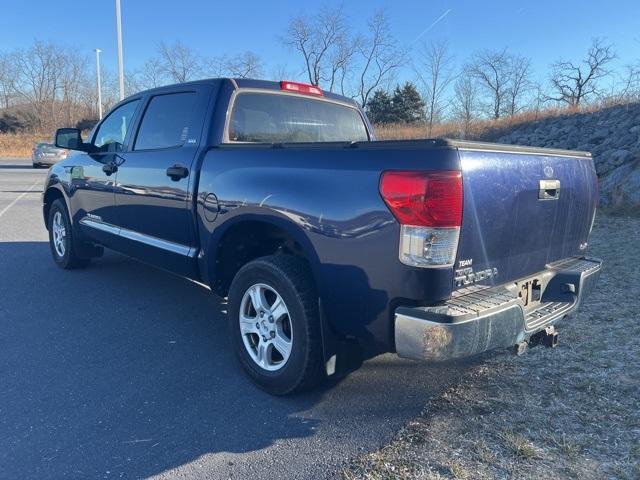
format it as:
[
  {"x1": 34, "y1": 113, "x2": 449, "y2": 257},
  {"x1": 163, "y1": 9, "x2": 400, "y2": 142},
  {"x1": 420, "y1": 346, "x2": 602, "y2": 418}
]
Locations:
[
  {"x1": 47, "y1": 199, "x2": 90, "y2": 269},
  {"x1": 227, "y1": 255, "x2": 324, "y2": 395}
]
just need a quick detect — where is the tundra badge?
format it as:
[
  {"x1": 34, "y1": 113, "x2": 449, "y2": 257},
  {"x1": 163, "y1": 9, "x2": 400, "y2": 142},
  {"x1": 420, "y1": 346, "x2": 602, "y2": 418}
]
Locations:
[{"x1": 454, "y1": 266, "x2": 499, "y2": 287}]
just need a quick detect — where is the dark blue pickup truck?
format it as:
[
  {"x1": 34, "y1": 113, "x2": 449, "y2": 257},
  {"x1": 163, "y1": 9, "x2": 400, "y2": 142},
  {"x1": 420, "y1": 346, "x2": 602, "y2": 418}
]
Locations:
[{"x1": 45, "y1": 78, "x2": 602, "y2": 394}]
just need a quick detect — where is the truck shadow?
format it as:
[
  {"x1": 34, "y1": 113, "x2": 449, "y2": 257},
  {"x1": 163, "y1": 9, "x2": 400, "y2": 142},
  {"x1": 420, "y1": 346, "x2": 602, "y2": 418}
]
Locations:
[{"x1": 0, "y1": 241, "x2": 469, "y2": 479}]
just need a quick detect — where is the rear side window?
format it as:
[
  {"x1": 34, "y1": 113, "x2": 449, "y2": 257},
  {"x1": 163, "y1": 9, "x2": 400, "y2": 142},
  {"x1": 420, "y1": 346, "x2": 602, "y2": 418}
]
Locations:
[
  {"x1": 134, "y1": 92, "x2": 199, "y2": 150},
  {"x1": 228, "y1": 92, "x2": 369, "y2": 143}
]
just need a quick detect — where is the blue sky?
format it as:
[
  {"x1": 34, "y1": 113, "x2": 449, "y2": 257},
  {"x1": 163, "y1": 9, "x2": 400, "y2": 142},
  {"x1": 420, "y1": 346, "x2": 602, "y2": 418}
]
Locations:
[{"x1": 2, "y1": 0, "x2": 639, "y2": 86}]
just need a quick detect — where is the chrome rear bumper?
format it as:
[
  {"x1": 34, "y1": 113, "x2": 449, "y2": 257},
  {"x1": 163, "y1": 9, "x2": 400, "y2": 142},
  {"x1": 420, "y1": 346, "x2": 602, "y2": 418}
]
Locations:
[{"x1": 394, "y1": 257, "x2": 602, "y2": 362}]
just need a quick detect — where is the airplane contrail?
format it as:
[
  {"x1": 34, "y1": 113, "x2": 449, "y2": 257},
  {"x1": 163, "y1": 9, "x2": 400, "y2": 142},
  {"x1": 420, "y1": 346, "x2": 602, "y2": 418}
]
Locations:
[{"x1": 414, "y1": 8, "x2": 452, "y2": 42}]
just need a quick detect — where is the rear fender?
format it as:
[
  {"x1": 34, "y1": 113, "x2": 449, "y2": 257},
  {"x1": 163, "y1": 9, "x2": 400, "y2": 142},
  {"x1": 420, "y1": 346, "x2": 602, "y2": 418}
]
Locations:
[{"x1": 204, "y1": 212, "x2": 359, "y2": 379}]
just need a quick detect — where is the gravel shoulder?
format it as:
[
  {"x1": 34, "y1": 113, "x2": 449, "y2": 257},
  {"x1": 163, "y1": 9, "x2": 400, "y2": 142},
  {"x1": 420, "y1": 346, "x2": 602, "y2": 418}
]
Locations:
[{"x1": 343, "y1": 214, "x2": 640, "y2": 480}]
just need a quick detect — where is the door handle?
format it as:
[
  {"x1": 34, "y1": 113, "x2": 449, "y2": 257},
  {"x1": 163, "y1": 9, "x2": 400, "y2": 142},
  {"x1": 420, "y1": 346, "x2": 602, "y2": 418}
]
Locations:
[
  {"x1": 102, "y1": 162, "x2": 118, "y2": 176},
  {"x1": 166, "y1": 164, "x2": 189, "y2": 181}
]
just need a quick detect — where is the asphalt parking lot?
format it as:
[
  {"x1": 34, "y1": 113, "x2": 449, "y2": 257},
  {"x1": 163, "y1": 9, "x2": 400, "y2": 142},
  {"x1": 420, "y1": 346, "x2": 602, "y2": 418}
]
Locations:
[{"x1": 0, "y1": 158, "x2": 467, "y2": 479}]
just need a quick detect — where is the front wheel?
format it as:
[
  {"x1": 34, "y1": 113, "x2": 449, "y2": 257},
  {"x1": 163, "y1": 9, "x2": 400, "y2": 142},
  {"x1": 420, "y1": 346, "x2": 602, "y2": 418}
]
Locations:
[
  {"x1": 47, "y1": 199, "x2": 90, "y2": 269},
  {"x1": 227, "y1": 255, "x2": 325, "y2": 395}
]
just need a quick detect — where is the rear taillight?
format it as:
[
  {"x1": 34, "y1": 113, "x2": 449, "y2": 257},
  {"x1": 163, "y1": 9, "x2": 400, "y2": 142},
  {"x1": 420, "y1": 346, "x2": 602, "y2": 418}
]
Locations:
[
  {"x1": 280, "y1": 81, "x2": 323, "y2": 96},
  {"x1": 380, "y1": 171, "x2": 462, "y2": 267},
  {"x1": 380, "y1": 171, "x2": 462, "y2": 227}
]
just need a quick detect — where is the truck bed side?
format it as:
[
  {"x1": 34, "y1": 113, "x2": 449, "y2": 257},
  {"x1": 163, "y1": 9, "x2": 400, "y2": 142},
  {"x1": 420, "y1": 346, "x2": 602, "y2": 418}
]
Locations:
[{"x1": 195, "y1": 141, "x2": 461, "y2": 354}]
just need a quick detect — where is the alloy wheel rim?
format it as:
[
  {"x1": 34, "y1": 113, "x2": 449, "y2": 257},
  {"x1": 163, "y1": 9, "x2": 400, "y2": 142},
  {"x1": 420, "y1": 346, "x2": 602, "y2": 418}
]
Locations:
[
  {"x1": 52, "y1": 211, "x2": 66, "y2": 258},
  {"x1": 239, "y1": 283, "x2": 293, "y2": 371}
]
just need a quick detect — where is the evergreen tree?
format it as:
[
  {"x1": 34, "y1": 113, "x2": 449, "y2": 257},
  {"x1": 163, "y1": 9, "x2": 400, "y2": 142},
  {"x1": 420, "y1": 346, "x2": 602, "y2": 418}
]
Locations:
[
  {"x1": 366, "y1": 90, "x2": 394, "y2": 124},
  {"x1": 391, "y1": 82, "x2": 426, "y2": 124},
  {"x1": 366, "y1": 83, "x2": 426, "y2": 125}
]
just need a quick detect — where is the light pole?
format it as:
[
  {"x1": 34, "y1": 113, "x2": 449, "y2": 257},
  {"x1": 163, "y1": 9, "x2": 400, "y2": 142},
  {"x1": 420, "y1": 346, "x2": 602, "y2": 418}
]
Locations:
[
  {"x1": 115, "y1": 0, "x2": 125, "y2": 100},
  {"x1": 94, "y1": 49, "x2": 103, "y2": 119}
]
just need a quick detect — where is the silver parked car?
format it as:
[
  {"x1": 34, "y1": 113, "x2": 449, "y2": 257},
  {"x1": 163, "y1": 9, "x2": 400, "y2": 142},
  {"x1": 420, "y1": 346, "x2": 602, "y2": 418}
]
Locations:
[{"x1": 32, "y1": 142, "x2": 68, "y2": 168}]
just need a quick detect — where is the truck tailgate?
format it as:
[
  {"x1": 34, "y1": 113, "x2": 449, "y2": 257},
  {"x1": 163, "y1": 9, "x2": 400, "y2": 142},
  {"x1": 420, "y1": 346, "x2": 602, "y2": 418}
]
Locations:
[{"x1": 455, "y1": 146, "x2": 598, "y2": 289}]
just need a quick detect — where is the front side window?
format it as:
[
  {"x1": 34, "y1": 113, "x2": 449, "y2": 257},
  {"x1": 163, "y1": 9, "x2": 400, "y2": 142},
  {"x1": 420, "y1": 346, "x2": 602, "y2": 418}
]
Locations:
[
  {"x1": 93, "y1": 100, "x2": 140, "y2": 153},
  {"x1": 228, "y1": 92, "x2": 369, "y2": 143},
  {"x1": 134, "y1": 92, "x2": 199, "y2": 150}
]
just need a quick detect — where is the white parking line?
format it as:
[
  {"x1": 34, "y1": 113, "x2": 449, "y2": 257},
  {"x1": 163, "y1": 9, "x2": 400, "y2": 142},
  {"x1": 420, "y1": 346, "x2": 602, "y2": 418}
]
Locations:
[{"x1": 0, "y1": 181, "x2": 40, "y2": 218}]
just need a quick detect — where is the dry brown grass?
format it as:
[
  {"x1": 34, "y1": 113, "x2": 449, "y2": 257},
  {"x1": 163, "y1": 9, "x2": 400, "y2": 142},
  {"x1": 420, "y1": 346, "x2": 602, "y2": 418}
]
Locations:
[
  {"x1": 374, "y1": 105, "x2": 596, "y2": 142},
  {"x1": 0, "y1": 133, "x2": 51, "y2": 158},
  {"x1": 500, "y1": 431, "x2": 544, "y2": 460},
  {"x1": 343, "y1": 215, "x2": 640, "y2": 480}
]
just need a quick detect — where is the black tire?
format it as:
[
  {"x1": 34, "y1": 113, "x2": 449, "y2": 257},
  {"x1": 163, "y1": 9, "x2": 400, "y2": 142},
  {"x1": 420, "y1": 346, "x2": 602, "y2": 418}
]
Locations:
[
  {"x1": 227, "y1": 255, "x2": 325, "y2": 395},
  {"x1": 47, "y1": 199, "x2": 90, "y2": 269}
]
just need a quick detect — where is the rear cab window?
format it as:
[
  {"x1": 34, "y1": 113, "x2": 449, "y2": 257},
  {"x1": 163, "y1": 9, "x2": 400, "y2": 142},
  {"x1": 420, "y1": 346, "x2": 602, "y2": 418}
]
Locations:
[
  {"x1": 134, "y1": 92, "x2": 200, "y2": 150},
  {"x1": 227, "y1": 92, "x2": 369, "y2": 143}
]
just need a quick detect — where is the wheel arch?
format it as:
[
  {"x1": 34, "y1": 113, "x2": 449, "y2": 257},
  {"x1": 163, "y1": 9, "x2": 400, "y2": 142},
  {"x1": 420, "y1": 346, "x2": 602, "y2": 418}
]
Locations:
[
  {"x1": 206, "y1": 214, "x2": 322, "y2": 298},
  {"x1": 42, "y1": 186, "x2": 68, "y2": 229}
]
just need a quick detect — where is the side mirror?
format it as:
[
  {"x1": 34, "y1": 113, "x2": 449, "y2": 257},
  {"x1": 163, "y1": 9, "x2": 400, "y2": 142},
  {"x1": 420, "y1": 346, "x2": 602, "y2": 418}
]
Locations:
[{"x1": 55, "y1": 128, "x2": 89, "y2": 152}]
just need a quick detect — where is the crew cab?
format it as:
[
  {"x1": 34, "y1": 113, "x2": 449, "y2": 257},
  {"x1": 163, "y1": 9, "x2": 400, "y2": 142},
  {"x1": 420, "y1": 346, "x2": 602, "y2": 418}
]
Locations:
[{"x1": 44, "y1": 78, "x2": 602, "y2": 394}]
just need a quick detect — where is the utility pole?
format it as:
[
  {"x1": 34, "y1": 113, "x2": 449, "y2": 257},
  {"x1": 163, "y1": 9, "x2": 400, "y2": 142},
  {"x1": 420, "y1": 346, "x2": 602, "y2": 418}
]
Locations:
[
  {"x1": 94, "y1": 49, "x2": 103, "y2": 119},
  {"x1": 115, "y1": 0, "x2": 125, "y2": 100}
]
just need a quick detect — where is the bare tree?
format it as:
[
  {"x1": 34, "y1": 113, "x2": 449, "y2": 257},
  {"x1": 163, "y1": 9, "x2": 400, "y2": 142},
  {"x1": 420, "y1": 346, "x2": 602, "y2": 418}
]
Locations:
[
  {"x1": 202, "y1": 51, "x2": 264, "y2": 79},
  {"x1": 468, "y1": 49, "x2": 511, "y2": 119},
  {"x1": 548, "y1": 38, "x2": 616, "y2": 106},
  {"x1": 323, "y1": 35, "x2": 360, "y2": 94},
  {"x1": 282, "y1": 8, "x2": 403, "y2": 104},
  {"x1": 138, "y1": 57, "x2": 166, "y2": 89},
  {"x1": 8, "y1": 41, "x2": 97, "y2": 130},
  {"x1": 58, "y1": 49, "x2": 89, "y2": 126},
  {"x1": 157, "y1": 41, "x2": 202, "y2": 83},
  {"x1": 0, "y1": 53, "x2": 17, "y2": 109},
  {"x1": 282, "y1": 6, "x2": 352, "y2": 89},
  {"x1": 225, "y1": 51, "x2": 263, "y2": 78},
  {"x1": 415, "y1": 40, "x2": 456, "y2": 135},
  {"x1": 355, "y1": 10, "x2": 406, "y2": 108},
  {"x1": 610, "y1": 63, "x2": 640, "y2": 102},
  {"x1": 202, "y1": 55, "x2": 227, "y2": 78},
  {"x1": 283, "y1": 15, "x2": 314, "y2": 82},
  {"x1": 95, "y1": 69, "x2": 123, "y2": 113},
  {"x1": 270, "y1": 63, "x2": 298, "y2": 82},
  {"x1": 12, "y1": 41, "x2": 65, "y2": 130},
  {"x1": 4, "y1": 39, "x2": 279, "y2": 133},
  {"x1": 505, "y1": 54, "x2": 531, "y2": 116},
  {"x1": 530, "y1": 81, "x2": 549, "y2": 120},
  {"x1": 451, "y1": 73, "x2": 479, "y2": 137}
]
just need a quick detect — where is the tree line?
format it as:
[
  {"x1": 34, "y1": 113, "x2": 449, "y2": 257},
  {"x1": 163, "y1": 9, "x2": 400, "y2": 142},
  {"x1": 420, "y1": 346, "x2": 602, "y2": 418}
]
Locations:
[{"x1": 0, "y1": 7, "x2": 639, "y2": 135}]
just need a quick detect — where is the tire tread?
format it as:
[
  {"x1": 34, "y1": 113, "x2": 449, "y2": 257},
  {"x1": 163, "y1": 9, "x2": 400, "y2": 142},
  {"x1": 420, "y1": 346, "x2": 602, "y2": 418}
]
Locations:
[
  {"x1": 48, "y1": 199, "x2": 90, "y2": 270},
  {"x1": 228, "y1": 255, "x2": 324, "y2": 395}
]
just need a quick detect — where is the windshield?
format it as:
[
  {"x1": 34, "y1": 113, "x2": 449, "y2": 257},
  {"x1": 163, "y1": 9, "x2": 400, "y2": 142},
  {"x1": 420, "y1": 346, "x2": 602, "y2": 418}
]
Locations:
[{"x1": 228, "y1": 92, "x2": 369, "y2": 143}]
